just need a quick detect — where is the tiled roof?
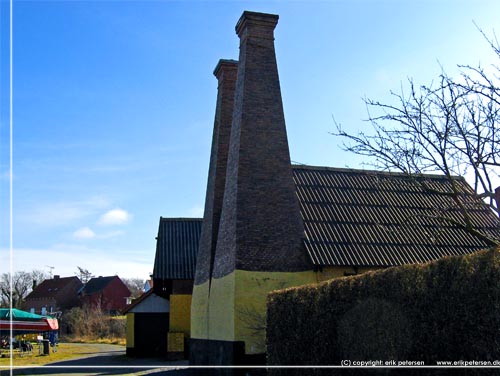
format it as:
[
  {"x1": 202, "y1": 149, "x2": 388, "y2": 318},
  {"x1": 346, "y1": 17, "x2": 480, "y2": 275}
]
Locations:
[
  {"x1": 26, "y1": 276, "x2": 82, "y2": 299},
  {"x1": 153, "y1": 218, "x2": 203, "y2": 280},
  {"x1": 81, "y1": 276, "x2": 116, "y2": 295},
  {"x1": 293, "y1": 165, "x2": 500, "y2": 267}
]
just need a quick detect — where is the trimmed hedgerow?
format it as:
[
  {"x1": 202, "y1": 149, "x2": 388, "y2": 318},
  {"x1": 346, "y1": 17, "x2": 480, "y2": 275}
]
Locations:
[{"x1": 266, "y1": 247, "x2": 500, "y2": 372}]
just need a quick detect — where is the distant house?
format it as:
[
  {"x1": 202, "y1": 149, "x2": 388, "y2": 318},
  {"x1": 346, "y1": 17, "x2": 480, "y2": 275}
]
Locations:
[
  {"x1": 79, "y1": 276, "x2": 131, "y2": 314},
  {"x1": 143, "y1": 279, "x2": 153, "y2": 293},
  {"x1": 125, "y1": 217, "x2": 202, "y2": 359},
  {"x1": 24, "y1": 275, "x2": 82, "y2": 315}
]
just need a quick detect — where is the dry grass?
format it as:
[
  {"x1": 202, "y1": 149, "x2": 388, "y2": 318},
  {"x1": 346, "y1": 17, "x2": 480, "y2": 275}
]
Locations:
[
  {"x1": 63, "y1": 335, "x2": 126, "y2": 346},
  {"x1": 0, "y1": 342, "x2": 112, "y2": 367}
]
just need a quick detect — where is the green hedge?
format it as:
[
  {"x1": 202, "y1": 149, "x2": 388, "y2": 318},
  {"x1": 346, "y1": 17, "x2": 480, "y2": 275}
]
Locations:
[{"x1": 267, "y1": 247, "x2": 500, "y2": 370}]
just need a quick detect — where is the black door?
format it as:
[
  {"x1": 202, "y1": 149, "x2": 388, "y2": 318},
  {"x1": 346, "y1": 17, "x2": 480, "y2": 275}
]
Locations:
[{"x1": 134, "y1": 312, "x2": 169, "y2": 357}]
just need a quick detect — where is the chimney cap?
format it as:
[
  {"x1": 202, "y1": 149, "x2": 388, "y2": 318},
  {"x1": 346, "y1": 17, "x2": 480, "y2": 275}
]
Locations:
[
  {"x1": 235, "y1": 11, "x2": 279, "y2": 38},
  {"x1": 213, "y1": 59, "x2": 238, "y2": 78}
]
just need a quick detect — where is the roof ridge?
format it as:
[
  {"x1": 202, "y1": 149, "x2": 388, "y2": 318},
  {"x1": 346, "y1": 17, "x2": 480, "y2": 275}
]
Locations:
[
  {"x1": 88, "y1": 276, "x2": 115, "y2": 280},
  {"x1": 291, "y1": 164, "x2": 465, "y2": 181},
  {"x1": 159, "y1": 217, "x2": 203, "y2": 221}
]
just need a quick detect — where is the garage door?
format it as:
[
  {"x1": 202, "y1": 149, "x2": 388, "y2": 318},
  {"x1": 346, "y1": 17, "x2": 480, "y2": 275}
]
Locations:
[{"x1": 134, "y1": 312, "x2": 169, "y2": 357}]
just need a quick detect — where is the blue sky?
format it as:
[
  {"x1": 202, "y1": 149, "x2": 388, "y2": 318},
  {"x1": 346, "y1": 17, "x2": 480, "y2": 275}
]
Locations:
[{"x1": 1, "y1": 0, "x2": 499, "y2": 279}]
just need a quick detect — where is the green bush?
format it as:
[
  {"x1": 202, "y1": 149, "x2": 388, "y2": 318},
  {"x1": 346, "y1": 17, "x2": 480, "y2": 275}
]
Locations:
[{"x1": 267, "y1": 247, "x2": 500, "y2": 370}]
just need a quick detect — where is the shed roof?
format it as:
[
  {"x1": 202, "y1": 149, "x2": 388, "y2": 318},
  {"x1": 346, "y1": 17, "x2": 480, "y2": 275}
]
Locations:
[
  {"x1": 293, "y1": 165, "x2": 500, "y2": 267},
  {"x1": 153, "y1": 218, "x2": 202, "y2": 280}
]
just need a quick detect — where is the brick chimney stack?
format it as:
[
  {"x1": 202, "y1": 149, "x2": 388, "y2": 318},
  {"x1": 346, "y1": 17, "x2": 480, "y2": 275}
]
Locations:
[
  {"x1": 202, "y1": 11, "x2": 313, "y2": 365},
  {"x1": 194, "y1": 59, "x2": 238, "y2": 288},
  {"x1": 191, "y1": 60, "x2": 238, "y2": 355},
  {"x1": 212, "y1": 11, "x2": 309, "y2": 280}
]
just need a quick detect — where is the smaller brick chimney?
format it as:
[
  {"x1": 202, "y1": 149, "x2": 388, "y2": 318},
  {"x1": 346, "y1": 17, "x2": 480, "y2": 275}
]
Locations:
[
  {"x1": 194, "y1": 59, "x2": 238, "y2": 288},
  {"x1": 191, "y1": 59, "x2": 238, "y2": 364}
]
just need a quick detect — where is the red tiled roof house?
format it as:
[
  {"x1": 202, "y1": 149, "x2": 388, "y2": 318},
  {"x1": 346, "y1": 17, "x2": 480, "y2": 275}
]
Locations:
[{"x1": 24, "y1": 275, "x2": 83, "y2": 315}]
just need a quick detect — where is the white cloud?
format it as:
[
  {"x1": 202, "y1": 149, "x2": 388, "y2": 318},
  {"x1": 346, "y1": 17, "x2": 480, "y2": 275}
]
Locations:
[
  {"x1": 97, "y1": 208, "x2": 132, "y2": 226},
  {"x1": 73, "y1": 227, "x2": 96, "y2": 239}
]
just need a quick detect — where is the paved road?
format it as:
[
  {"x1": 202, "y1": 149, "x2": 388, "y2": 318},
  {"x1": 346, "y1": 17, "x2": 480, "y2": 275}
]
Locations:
[
  {"x1": 0, "y1": 343, "x2": 196, "y2": 376},
  {"x1": 0, "y1": 344, "x2": 266, "y2": 375}
]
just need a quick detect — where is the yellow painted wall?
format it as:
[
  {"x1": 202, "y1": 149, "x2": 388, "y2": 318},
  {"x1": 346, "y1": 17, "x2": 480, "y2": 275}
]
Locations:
[
  {"x1": 126, "y1": 313, "x2": 134, "y2": 348},
  {"x1": 314, "y1": 266, "x2": 354, "y2": 282},
  {"x1": 191, "y1": 281, "x2": 210, "y2": 339},
  {"x1": 167, "y1": 332, "x2": 185, "y2": 352},
  {"x1": 204, "y1": 266, "x2": 383, "y2": 355},
  {"x1": 189, "y1": 265, "x2": 383, "y2": 355},
  {"x1": 234, "y1": 269, "x2": 319, "y2": 354},
  {"x1": 207, "y1": 269, "x2": 317, "y2": 354},
  {"x1": 315, "y1": 266, "x2": 384, "y2": 282},
  {"x1": 170, "y1": 294, "x2": 192, "y2": 336},
  {"x1": 207, "y1": 271, "x2": 236, "y2": 341}
]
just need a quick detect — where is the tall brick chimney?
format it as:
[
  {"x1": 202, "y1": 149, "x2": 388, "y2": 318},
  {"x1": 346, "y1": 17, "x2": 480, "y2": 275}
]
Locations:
[
  {"x1": 204, "y1": 11, "x2": 314, "y2": 365},
  {"x1": 190, "y1": 60, "x2": 238, "y2": 364},
  {"x1": 213, "y1": 11, "x2": 310, "y2": 279}
]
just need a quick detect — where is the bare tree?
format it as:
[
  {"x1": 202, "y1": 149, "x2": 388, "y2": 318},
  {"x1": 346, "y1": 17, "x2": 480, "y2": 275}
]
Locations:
[
  {"x1": 0, "y1": 270, "x2": 48, "y2": 308},
  {"x1": 75, "y1": 267, "x2": 94, "y2": 284},
  {"x1": 333, "y1": 31, "x2": 500, "y2": 246},
  {"x1": 122, "y1": 277, "x2": 144, "y2": 299}
]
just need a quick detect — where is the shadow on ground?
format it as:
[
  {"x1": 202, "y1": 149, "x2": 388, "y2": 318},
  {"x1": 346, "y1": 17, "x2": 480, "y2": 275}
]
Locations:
[{"x1": 1, "y1": 353, "x2": 192, "y2": 375}]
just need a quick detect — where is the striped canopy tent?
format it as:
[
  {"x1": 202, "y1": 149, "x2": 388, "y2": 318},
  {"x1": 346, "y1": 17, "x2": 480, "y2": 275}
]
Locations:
[{"x1": 0, "y1": 308, "x2": 58, "y2": 335}]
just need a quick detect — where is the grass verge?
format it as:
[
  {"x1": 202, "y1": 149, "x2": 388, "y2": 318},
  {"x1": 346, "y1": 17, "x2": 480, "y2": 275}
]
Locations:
[{"x1": 0, "y1": 342, "x2": 121, "y2": 367}]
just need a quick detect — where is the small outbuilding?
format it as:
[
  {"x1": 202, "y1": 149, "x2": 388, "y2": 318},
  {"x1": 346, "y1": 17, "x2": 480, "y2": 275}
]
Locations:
[
  {"x1": 123, "y1": 289, "x2": 170, "y2": 357},
  {"x1": 125, "y1": 217, "x2": 202, "y2": 359}
]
